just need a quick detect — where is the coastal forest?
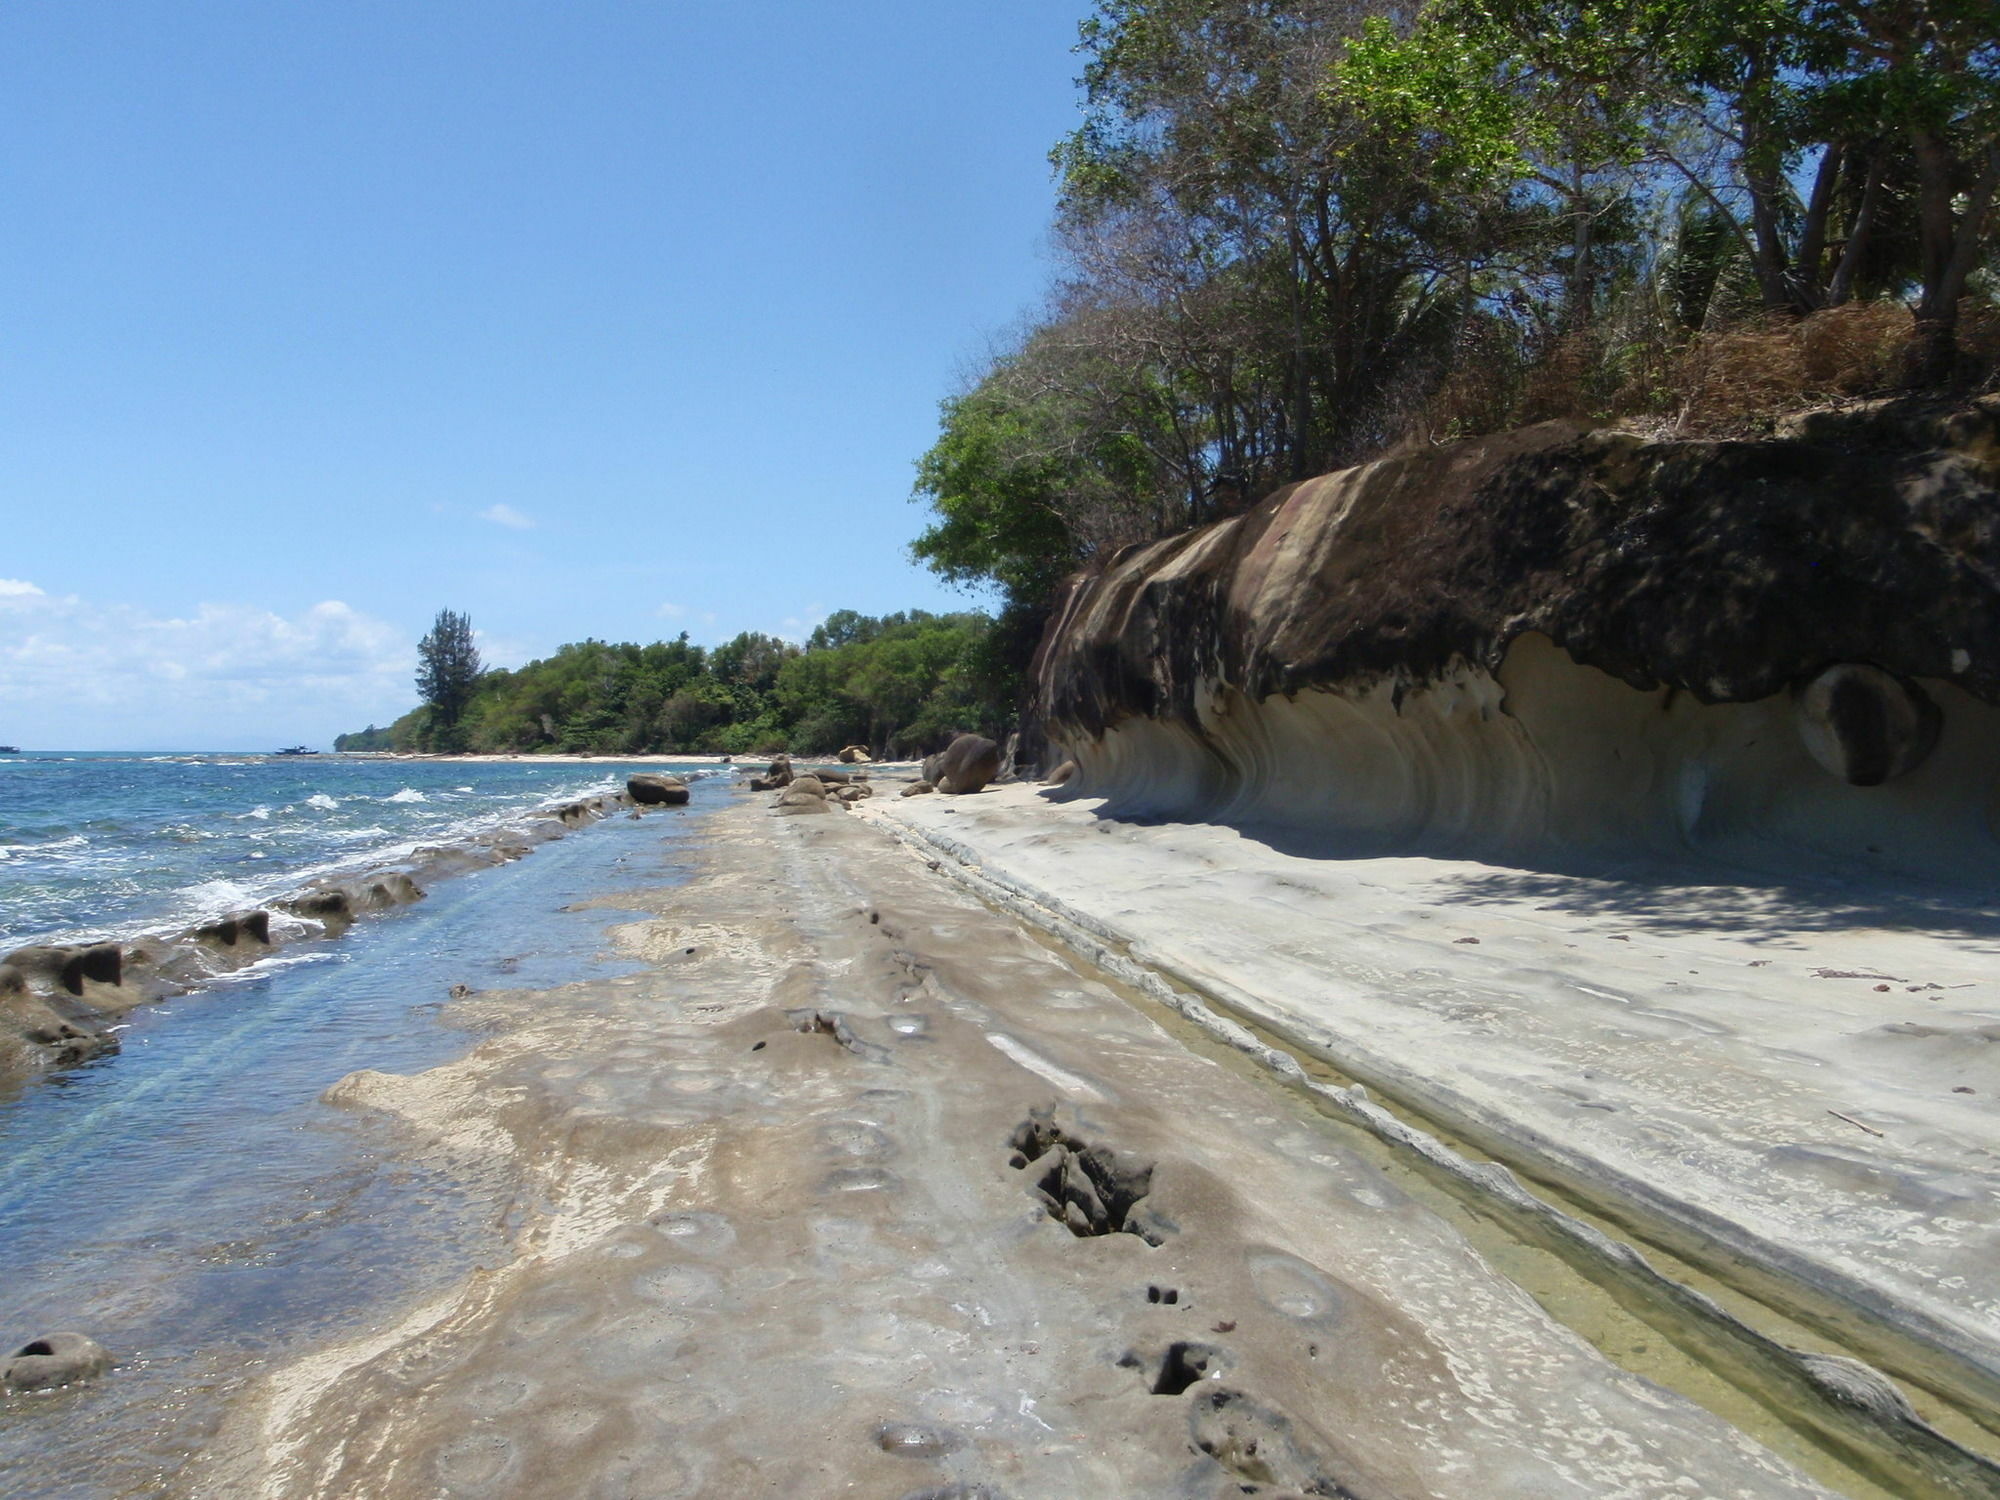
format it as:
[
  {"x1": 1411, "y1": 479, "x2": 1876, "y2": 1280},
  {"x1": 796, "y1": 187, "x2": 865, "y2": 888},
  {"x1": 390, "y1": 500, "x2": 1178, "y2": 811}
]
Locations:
[
  {"x1": 334, "y1": 609, "x2": 1017, "y2": 756},
  {"x1": 346, "y1": 0, "x2": 1996, "y2": 756}
]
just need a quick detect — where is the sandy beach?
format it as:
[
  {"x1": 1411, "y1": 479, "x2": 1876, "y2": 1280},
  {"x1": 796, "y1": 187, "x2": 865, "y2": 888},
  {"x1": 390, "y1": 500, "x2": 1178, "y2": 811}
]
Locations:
[{"x1": 170, "y1": 774, "x2": 1998, "y2": 1499}]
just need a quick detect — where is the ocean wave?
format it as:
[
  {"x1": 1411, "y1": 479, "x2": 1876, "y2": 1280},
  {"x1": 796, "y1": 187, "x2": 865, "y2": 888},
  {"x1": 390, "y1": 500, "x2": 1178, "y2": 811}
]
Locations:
[
  {"x1": 4, "y1": 768, "x2": 642, "y2": 948},
  {"x1": 305, "y1": 793, "x2": 339, "y2": 811},
  {"x1": 181, "y1": 877, "x2": 258, "y2": 909},
  {"x1": 326, "y1": 825, "x2": 393, "y2": 842},
  {"x1": 0, "y1": 834, "x2": 90, "y2": 861},
  {"x1": 206, "y1": 948, "x2": 346, "y2": 985}
]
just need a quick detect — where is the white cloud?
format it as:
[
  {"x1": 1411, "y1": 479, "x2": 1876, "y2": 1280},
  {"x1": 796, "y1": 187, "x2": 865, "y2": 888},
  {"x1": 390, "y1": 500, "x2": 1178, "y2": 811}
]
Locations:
[
  {"x1": 775, "y1": 603, "x2": 828, "y2": 642},
  {"x1": 0, "y1": 592, "x2": 418, "y2": 749},
  {"x1": 656, "y1": 601, "x2": 687, "y2": 619},
  {"x1": 0, "y1": 578, "x2": 46, "y2": 598},
  {"x1": 479, "y1": 503, "x2": 535, "y2": 530}
]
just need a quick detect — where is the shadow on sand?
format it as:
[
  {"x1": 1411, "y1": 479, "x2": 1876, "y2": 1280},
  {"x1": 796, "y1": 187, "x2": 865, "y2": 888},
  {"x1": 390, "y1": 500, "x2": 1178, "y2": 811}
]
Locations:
[{"x1": 1040, "y1": 783, "x2": 2000, "y2": 950}]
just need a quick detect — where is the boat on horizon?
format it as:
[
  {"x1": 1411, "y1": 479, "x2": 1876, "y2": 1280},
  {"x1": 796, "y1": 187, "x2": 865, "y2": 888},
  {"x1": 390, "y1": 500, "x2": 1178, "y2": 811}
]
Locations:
[{"x1": 273, "y1": 745, "x2": 318, "y2": 756}]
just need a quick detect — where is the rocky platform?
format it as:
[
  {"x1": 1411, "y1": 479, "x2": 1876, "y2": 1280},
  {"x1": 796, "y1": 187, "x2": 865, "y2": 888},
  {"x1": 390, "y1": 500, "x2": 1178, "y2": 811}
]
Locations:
[
  {"x1": 871, "y1": 777, "x2": 2000, "y2": 1476},
  {"x1": 191, "y1": 797, "x2": 1853, "y2": 1500}
]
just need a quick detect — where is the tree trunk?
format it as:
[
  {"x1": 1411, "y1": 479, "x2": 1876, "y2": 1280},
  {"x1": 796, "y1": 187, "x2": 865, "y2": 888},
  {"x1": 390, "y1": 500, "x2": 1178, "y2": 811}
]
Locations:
[
  {"x1": 1565, "y1": 159, "x2": 1594, "y2": 332},
  {"x1": 1794, "y1": 143, "x2": 1845, "y2": 308},
  {"x1": 1739, "y1": 60, "x2": 1796, "y2": 313},
  {"x1": 1825, "y1": 149, "x2": 1885, "y2": 308},
  {"x1": 1910, "y1": 139, "x2": 2000, "y2": 384},
  {"x1": 1284, "y1": 213, "x2": 1313, "y2": 480}
]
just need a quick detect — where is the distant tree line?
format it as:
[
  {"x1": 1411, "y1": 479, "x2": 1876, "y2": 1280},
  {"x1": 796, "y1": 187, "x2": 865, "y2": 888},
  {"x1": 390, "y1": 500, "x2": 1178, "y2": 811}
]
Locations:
[
  {"x1": 910, "y1": 0, "x2": 1999, "y2": 613},
  {"x1": 333, "y1": 609, "x2": 1014, "y2": 756}
]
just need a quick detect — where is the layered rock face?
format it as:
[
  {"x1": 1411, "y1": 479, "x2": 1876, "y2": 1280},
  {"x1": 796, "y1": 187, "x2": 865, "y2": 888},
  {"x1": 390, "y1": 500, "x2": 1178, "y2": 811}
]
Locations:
[{"x1": 1032, "y1": 398, "x2": 2000, "y2": 873}]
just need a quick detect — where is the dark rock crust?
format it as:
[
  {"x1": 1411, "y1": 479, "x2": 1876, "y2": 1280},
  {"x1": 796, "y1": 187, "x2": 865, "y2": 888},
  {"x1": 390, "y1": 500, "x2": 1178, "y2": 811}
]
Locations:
[{"x1": 1033, "y1": 398, "x2": 2000, "y2": 738}]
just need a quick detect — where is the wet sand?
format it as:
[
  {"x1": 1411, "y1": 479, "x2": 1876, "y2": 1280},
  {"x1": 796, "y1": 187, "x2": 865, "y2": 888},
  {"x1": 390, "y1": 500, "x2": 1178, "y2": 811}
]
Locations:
[{"x1": 186, "y1": 784, "x2": 1884, "y2": 1499}]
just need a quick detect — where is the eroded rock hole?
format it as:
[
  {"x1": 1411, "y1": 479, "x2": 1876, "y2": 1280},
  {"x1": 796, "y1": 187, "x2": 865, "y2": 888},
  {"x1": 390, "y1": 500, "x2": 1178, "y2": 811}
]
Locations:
[
  {"x1": 1147, "y1": 1285, "x2": 1179, "y2": 1305},
  {"x1": 1007, "y1": 1108, "x2": 1167, "y2": 1245},
  {"x1": 1122, "y1": 1340, "x2": 1227, "y2": 1395},
  {"x1": 1188, "y1": 1387, "x2": 1360, "y2": 1498},
  {"x1": 16, "y1": 1341, "x2": 53, "y2": 1358}
]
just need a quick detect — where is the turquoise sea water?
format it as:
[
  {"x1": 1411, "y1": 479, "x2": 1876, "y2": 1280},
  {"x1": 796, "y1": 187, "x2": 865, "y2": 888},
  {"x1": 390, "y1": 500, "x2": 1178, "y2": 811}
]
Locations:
[
  {"x1": 0, "y1": 754, "x2": 728, "y2": 1497},
  {"x1": 0, "y1": 751, "x2": 713, "y2": 948}
]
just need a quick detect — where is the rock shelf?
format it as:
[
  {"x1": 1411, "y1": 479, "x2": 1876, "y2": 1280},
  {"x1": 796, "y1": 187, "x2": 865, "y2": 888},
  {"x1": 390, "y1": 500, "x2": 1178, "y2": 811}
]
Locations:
[{"x1": 194, "y1": 797, "x2": 1876, "y2": 1498}]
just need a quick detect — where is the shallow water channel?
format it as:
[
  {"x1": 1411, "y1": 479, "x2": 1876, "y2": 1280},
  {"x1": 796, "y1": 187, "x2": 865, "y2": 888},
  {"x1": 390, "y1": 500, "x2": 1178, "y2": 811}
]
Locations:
[{"x1": 0, "y1": 790, "x2": 713, "y2": 1498}]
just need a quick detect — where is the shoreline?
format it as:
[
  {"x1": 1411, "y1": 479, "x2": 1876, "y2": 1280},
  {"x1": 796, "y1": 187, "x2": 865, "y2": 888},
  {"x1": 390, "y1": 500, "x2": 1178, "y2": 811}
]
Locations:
[
  {"x1": 348, "y1": 751, "x2": 927, "y2": 768},
  {"x1": 11, "y1": 772, "x2": 1993, "y2": 1494},
  {"x1": 0, "y1": 778, "x2": 668, "y2": 1091},
  {"x1": 191, "y1": 789, "x2": 1863, "y2": 1499},
  {"x1": 348, "y1": 752, "x2": 743, "y2": 764}
]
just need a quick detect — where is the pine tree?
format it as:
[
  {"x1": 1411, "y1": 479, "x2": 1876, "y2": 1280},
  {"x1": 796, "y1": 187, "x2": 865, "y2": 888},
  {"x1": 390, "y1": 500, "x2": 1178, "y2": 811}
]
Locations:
[{"x1": 415, "y1": 609, "x2": 482, "y2": 750}]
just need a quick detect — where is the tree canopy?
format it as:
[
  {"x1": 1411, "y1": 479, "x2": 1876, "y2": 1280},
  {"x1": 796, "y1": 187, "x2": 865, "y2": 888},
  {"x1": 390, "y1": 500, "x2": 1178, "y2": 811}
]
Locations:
[
  {"x1": 415, "y1": 609, "x2": 483, "y2": 751},
  {"x1": 336, "y1": 611, "x2": 1010, "y2": 757},
  {"x1": 908, "y1": 0, "x2": 1999, "y2": 609}
]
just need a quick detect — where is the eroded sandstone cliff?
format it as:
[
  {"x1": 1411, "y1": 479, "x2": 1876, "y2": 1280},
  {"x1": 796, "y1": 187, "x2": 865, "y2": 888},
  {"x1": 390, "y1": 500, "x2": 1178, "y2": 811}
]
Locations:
[{"x1": 1032, "y1": 397, "x2": 2000, "y2": 871}]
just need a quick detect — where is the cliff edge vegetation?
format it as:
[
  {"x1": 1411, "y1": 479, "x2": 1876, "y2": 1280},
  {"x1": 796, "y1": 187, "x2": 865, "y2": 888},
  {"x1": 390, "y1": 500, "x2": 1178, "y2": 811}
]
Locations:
[{"x1": 911, "y1": 0, "x2": 1998, "y2": 633}]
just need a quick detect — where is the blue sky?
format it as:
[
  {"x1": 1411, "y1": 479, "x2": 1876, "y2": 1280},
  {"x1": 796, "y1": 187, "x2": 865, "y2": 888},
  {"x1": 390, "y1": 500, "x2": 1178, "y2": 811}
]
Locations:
[{"x1": 0, "y1": 2, "x2": 1091, "y2": 748}]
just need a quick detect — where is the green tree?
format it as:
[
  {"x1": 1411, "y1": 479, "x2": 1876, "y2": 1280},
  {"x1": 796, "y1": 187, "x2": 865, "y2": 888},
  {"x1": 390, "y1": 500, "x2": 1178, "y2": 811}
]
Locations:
[
  {"x1": 415, "y1": 609, "x2": 483, "y2": 751},
  {"x1": 345, "y1": 609, "x2": 1011, "y2": 757}
]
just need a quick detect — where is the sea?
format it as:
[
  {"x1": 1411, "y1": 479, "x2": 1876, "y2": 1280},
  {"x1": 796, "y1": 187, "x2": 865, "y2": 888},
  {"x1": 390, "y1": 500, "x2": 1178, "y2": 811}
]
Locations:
[
  {"x1": 0, "y1": 751, "x2": 731, "y2": 1498},
  {"x1": 0, "y1": 750, "x2": 718, "y2": 950}
]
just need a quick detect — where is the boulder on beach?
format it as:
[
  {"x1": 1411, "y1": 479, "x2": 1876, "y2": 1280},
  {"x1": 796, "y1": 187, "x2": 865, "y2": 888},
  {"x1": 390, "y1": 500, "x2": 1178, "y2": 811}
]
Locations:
[
  {"x1": 4, "y1": 943, "x2": 121, "y2": 997},
  {"x1": 307, "y1": 871, "x2": 426, "y2": 912},
  {"x1": 192, "y1": 911, "x2": 272, "y2": 949},
  {"x1": 774, "y1": 781, "x2": 831, "y2": 815},
  {"x1": 0, "y1": 980, "x2": 118, "y2": 1070},
  {"x1": 1045, "y1": 758, "x2": 1078, "y2": 786},
  {"x1": 548, "y1": 798, "x2": 613, "y2": 828},
  {"x1": 283, "y1": 888, "x2": 357, "y2": 933},
  {"x1": 628, "y1": 773, "x2": 691, "y2": 806},
  {"x1": 924, "y1": 734, "x2": 1001, "y2": 796},
  {"x1": 763, "y1": 755, "x2": 795, "y2": 789},
  {"x1": 837, "y1": 745, "x2": 872, "y2": 764},
  {"x1": 2, "y1": 1332, "x2": 112, "y2": 1394},
  {"x1": 901, "y1": 781, "x2": 936, "y2": 798}
]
